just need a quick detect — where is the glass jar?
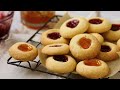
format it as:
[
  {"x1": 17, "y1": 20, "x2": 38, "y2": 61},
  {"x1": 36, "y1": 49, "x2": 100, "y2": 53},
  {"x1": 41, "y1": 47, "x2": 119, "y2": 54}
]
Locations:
[{"x1": 21, "y1": 11, "x2": 55, "y2": 30}]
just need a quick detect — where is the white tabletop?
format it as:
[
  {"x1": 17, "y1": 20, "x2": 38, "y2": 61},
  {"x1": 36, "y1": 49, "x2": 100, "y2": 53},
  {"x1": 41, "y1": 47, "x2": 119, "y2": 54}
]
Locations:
[{"x1": 0, "y1": 11, "x2": 120, "y2": 79}]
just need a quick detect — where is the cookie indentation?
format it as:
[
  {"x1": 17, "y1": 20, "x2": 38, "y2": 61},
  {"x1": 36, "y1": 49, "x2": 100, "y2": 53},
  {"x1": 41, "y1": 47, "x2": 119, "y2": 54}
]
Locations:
[
  {"x1": 84, "y1": 59, "x2": 101, "y2": 66},
  {"x1": 18, "y1": 44, "x2": 33, "y2": 52},
  {"x1": 47, "y1": 32, "x2": 61, "y2": 40},
  {"x1": 89, "y1": 19, "x2": 103, "y2": 24},
  {"x1": 111, "y1": 24, "x2": 120, "y2": 31},
  {"x1": 67, "y1": 19, "x2": 79, "y2": 28},
  {"x1": 101, "y1": 45, "x2": 111, "y2": 52},
  {"x1": 53, "y1": 55, "x2": 68, "y2": 62}
]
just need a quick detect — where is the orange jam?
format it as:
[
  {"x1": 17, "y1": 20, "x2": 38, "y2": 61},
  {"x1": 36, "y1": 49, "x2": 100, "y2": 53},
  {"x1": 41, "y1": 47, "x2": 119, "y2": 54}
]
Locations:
[
  {"x1": 18, "y1": 44, "x2": 33, "y2": 52},
  {"x1": 79, "y1": 37, "x2": 91, "y2": 49},
  {"x1": 84, "y1": 59, "x2": 101, "y2": 66}
]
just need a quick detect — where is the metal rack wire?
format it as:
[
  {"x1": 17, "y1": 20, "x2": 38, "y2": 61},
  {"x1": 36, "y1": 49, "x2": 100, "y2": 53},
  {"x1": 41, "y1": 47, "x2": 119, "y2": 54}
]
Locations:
[{"x1": 7, "y1": 15, "x2": 108, "y2": 79}]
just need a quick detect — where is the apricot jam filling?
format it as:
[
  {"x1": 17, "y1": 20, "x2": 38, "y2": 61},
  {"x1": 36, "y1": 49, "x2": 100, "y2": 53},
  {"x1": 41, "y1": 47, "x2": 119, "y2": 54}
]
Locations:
[
  {"x1": 84, "y1": 59, "x2": 101, "y2": 66},
  {"x1": 18, "y1": 44, "x2": 33, "y2": 52}
]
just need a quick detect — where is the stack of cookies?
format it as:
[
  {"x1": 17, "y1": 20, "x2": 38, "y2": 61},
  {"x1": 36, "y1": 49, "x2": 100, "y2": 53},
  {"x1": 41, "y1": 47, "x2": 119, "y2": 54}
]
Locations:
[{"x1": 9, "y1": 16, "x2": 120, "y2": 79}]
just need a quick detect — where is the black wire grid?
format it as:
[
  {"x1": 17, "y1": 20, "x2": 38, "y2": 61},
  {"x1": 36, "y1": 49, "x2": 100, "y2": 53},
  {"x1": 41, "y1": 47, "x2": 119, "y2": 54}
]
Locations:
[{"x1": 7, "y1": 15, "x2": 108, "y2": 79}]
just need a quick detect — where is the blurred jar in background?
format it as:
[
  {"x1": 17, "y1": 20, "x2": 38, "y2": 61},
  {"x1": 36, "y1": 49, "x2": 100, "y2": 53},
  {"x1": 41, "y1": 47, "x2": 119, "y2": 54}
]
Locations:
[{"x1": 21, "y1": 11, "x2": 55, "y2": 30}]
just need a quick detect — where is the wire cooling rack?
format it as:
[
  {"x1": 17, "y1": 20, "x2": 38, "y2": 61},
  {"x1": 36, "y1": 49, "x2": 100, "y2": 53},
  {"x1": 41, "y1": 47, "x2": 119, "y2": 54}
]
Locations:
[{"x1": 7, "y1": 15, "x2": 108, "y2": 79}]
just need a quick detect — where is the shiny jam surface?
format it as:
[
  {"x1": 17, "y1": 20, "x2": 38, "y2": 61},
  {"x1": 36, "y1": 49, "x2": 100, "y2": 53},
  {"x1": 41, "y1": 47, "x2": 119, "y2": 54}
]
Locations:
[
  {"x1": 53, "y1": 55, "x2": 68, "y2": 62},
  {"x1": 79, "y1": 37, "x2": 91, "y2": 49},
  {"x1": 84, "y1": 59, "x2": 101, "y2": 66},
  {"x1": 67, "y1": 19, "x2": 79, "y2": 28},
  {"x1": 47, "y1": 32, "x2": 61, "y2": 40},
  {"x1": 89, "y1": 19, "x2": 103, "y2": 24},
  {"x1": 18, "y1": 44, "x2": 33, "y2": 52},
  {"x1": 50, "y1": 45, "x2": 62, "y2": 47},
  {"x1": 111, "y1": 24, "x2": 120, "y2": 31},
  {"x1": 101, "y1": 45, "x2": 111, "y2": 52}
]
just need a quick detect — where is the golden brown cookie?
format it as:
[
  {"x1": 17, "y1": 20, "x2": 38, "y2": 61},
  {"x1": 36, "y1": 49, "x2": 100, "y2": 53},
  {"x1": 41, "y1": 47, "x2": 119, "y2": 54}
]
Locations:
[
  {"x1": 102, "y1": 24, "x2": 120, "y2": 41},
  {"x1": 46, "y1": 55, "x2": 77, "y2": 73},
  {"x1": 117, "y1": 39, "x2": 120, "y2": 50},
  {"x1": 70, "y1": 34, "x2": 101, "y2": 61},
  {"x1": 76, "y1": 59, "x2": 109, "y2": 79},
  {"x1": 42, "y1": 43, "x2": 69, "y2": 55},
  {"x1": 90, "y1": 33, "x2": 104, "y2": 44},
  {"x1": 87, "y1": 17, "x2": 112, "y2": 33},
  {"x1": 97, "y1": 42, "x2": 119, "y2": 61},
  {"x1": 41, "y1": 29, "x2": 69, "y2": 45},
  {"x1": 60, "y1": 17, "x2": 89, "y2": 39},
  {"x1": 9, "y1": 42, "x2": 38, "y2": 62}
]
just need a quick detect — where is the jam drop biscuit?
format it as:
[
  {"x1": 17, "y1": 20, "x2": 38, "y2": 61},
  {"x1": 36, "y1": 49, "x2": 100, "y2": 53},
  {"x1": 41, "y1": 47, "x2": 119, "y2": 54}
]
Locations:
[
  {"x1": 117, "y1": 39, "x2": 120, "y2": 50},
  {"x1": 102, "y1": 24, "x2": 120, "y2": 41},
  {"x1": 60, "y1": 17, "x2": 89, "y2": 39},
  {"x1": 90, "y1": 33, "x2": 104, "y2": 44},
  {"x1": 42, "y1": 43, "x2": 69, "y2": 55},
  {"x1": 46, "y1": 55, "x2": 77, "y2": 74},
  {"x1": 76, "y1": 59, "x2": 109, "y2": 79},
  {"x1": 70, "y1": 34, "x2": 101, "y2": 61},
  {"x1": 9, "y1": 42, "x2": 38, "y2": 62},
  {"x1": 41, "y1": 29, "x2": 69, "y2": 45},
  {"x1": 87, "y1": 17, "x2": 112, "y2": 33},
  {"x1": 97, "y1": 42, "x2": 119, "y2": 61}
]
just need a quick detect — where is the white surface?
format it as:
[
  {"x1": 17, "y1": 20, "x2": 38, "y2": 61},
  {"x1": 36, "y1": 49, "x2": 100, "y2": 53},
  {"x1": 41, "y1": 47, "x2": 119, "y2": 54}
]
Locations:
[{"x1": 0, "y1": 11, "x2": 120, "y2": 79}]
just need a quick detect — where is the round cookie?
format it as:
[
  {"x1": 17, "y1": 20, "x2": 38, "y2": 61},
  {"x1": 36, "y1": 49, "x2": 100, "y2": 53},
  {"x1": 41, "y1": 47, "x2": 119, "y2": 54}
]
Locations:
[
  {"x1": 90, "y1": 33, "x2": 104, "y2": 44},
  {"x1": 9, "y1": 42, "x2": 38, "y2": 62},
  {"x1": 41, "y1": 29, "x2": 69, "y2": 45},
  {"x1": 76, "y1": 59, "x2": 109, "y2": 79},
  {"x1": 102, "y1": 24, "x2": 120, "y2": 41},
  {"x1": 70, "y1": 34, "x2": 101, "y2": 61},
  {"x1": 97, "y1": 42, "x2": 119, "y2": 61},
  {"x1": 46, "y1": 55, "x2": 77, "y2": 74},
  {"x1": 87, "y1": 17, "x2": 112, "y2": 33},
  {"x1": 60, "y1": 17, "x2": 89, "y2": 39},
  {"x1": 42, "y1": 43, "x2": 69, "y2": 55}
]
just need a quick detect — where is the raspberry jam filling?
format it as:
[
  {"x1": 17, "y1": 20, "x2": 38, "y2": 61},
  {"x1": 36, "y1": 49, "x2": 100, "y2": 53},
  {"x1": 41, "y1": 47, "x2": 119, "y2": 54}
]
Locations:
[
  {"x1": 79, "y1": 37, "x2": 91, "y2": 49},
  {"x1": 49, "y1": 45, "x2": 62, "y2": 47},
  {"x1": 84, "y1": 59, "x2": 101, "y2": 66},
  {"x1": 89, "y1": 19, "x2": 103, "y2": 24},
  {"x1": 101, "y1": 45, "x2": 111, "y2": 52},
  {"x1": 18, "y1": 44, "x2": 33, "y2": 52},
  {"x1": 67, "y1": 19, "x2": 79, "y2": 28},
  {"x1": 53, "y1": 55, "x2": 68, "y2": 62},
  {"x1": 111, "y1": 24, "x2": 120, "y2": 31},
  {"x1": 47, "y1": 32, "x2": 61, "y2": 40}
]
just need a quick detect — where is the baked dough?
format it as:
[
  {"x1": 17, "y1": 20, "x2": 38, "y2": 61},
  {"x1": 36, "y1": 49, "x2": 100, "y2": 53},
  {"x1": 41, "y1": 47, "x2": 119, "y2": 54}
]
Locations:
[
  {"x1": 102, "y1": 24, "x2": 120, "y2": 41},
  {"x1": 9, "y1": 42, "x2": 38, "y2": 62},
  {"x1": 97, "y1": 42, "x2": 119, "y2": 61},
  {"x1": 42, "y1": 43, "x2": 69, "y2": 55},
  {"x1": 87, "y1": 17, "x2": 112, "y2": 33},
  {"x1": 70, "y1": 34, "x2": 101, "y2": 61},
  {"x1": 41, "y1": 29, "x2": 69, "y2": 45},
  {"x1": 46, "y1": 55, "x2": 77, "y2": 73},
  {"x1": 60, "y1": 17, "x2": 89, "y2": 39},
  {"x1": 90, "y1": 33, "x2": 104, "y2": 44},
  {"x1": 117, "y1": 39, "x2": 120, "y2": 50},
  {"x1": 76, "y1": 59, "x2": 109, "y2": 79}
]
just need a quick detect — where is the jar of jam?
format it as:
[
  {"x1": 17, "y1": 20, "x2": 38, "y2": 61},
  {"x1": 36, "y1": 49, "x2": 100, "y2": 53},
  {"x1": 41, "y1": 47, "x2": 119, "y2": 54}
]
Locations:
[{"x1": 21, "y1": 11, "x2": 55, "y2": 30}]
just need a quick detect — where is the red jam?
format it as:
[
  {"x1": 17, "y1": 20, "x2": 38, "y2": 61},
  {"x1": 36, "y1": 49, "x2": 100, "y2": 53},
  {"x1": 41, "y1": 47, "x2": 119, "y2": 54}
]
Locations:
[
  {"x1": 79, "y1": 37, "x2": 91, "y2": 49},
  {"x1": 53, "y1": 55, "x2": 68, "y2": 62},
  {"x1": 47, "y1": 32, "x2": 61, "y2": 40},
  {"x1": 18, "y1": 44, "x2": 33, "y2": 52},
  {"x1": 89, "y1": 19, "x2": 103, "y2": 24},
  {"x1": 111, "y1": 24, "x2": 120, "y2": 31},
  {"x1": 50, "y1": 45, "x2": 62, "y2": 47},
  {"x1": 84, "y1": 59, "x2": 101, "y2": 66},
  {"x1": 101, "y1": 45, "x2": 111, "y2": 52},
  {"x1": 67, "y1": 19, "x2": 79, "y2": 28}
]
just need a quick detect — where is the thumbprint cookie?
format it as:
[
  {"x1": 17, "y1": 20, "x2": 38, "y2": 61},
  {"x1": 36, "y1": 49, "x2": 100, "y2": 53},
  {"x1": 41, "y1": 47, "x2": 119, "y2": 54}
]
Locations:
[
  {"x1": 87, "y1": 17, "x2": 112, "y2": 33},
  {"x1": 42, "y1": 43, "x2": 69, "y2": 55},
  {"x1": 9, "y1": 42, "x2": 38, "y2": 62},
  {"x1": 102, "y1": 24, "x2": 120, "y2": 41},
  {"x1": 97, "y1": 42, "x2": 119, "y2": 61},
  {"x1": 76, "y1": 59, "x2": 109, "y2": 79},
  {"x1": 60, "y1": 17, "x2": 89, "y2": 39},
  {"x1": 46, "y1": 55, "x2": 77, "y2": 74},
  {"x1": 70, "y1": 34, "x2": 101, "y2": 61},
  {"x1": 90, "y1": 33, "x2": 104, "y2": 44},
  {"x1": 41, "y1": 29, "x2": 69, "y2": 45}
]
